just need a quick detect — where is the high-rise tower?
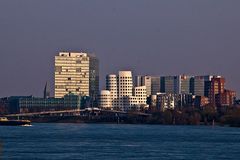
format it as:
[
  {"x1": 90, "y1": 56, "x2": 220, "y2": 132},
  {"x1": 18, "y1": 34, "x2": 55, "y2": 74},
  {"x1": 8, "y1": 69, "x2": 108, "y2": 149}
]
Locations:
[
  {"x1": 106, "y1": 74, "x2": 118, "y2": 107},
  {"x1": 54, "y1": 52, "x2": 99, "y2": 105}
]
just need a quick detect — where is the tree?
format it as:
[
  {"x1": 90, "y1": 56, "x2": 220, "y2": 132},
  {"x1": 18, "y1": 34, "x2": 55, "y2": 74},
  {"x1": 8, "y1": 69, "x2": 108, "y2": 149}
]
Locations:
[{"x1": 201, "y1": 105, "x2": 217, "y2": 124}]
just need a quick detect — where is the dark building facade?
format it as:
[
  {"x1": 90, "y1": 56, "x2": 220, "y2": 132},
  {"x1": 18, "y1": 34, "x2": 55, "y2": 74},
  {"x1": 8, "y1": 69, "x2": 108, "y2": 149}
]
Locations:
[
  {"x1": 0, "y1": 96, "x2": 32, "y2": 114},
  {"x1": 209, "y1": 77, "x2": 225, "y2": 106},
  {"x1": 215, "y1": 89, "x2": 236, "y2": 107},
  {"x1": 208, "y1": 77, "x2": 236, "y2": 107},
  {"x1": 0, "y1": 94, "x2": 90, "y2": 114},
  {"x1": 19, "y1": 94, "x2": 82, "y2": 113}
]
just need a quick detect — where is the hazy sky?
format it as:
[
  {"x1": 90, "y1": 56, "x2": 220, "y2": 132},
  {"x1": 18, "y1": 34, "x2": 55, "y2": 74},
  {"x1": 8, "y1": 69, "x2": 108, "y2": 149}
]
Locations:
[{"x1": 0, "y1": 0, "x2": 240, "y2": 97}]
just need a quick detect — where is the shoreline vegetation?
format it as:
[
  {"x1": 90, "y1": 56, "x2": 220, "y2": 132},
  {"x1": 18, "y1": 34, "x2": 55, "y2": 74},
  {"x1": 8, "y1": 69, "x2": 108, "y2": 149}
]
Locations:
[{"x1": 14, "y1": 105, "x2": 240, "y2": 127}]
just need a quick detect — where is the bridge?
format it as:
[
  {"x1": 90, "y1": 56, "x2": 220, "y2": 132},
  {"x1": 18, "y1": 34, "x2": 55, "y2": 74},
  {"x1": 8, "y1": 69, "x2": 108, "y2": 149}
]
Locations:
[
  {"x1": 6, "y1": 109, "x2": 84, "y2": 117},
  {"x1": 5, "y1": 108, "x2": 151, "y2": 119}
]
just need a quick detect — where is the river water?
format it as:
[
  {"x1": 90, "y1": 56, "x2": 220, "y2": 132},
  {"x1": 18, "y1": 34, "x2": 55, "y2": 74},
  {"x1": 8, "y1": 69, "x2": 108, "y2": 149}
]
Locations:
[{"x1": 0, "y1": 123, "x2": 240, "y2": 160}]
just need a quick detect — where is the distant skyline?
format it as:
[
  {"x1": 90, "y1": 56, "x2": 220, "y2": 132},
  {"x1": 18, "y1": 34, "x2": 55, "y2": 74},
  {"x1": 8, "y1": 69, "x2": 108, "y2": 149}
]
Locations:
[{"x1": 0, "y1": 0, "x2": 239, "y2": 97}]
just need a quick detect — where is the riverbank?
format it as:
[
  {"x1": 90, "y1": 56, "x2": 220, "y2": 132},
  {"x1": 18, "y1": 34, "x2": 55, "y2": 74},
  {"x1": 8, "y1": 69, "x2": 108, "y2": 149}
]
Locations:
[
  {"x1": 23, "y1": 115, "x2": 228, "y2": 127},
  {"x1": 4, "y1": 106, "x2": 240, "y2": 127}
]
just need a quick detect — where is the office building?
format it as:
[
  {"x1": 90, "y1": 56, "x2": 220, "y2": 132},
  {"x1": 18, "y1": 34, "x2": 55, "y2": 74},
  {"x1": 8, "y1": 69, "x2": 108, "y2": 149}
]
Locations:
[
  {"x1": 179, "y1": 75, "x2": 192, "y2": 94},
  {"x1": 100, "y1": 71, "x2": 148, "y2": 111},
  {"x1": 190, "y1": 75, "x2": 213, "y2": 97},
  {"x1": 161, "y1": 75, "x2": 191, "y2": 94},
  {"x1": 136, "y1": 75, "x2": 162, "y2": 96},
  {"x1": 209, "y1": 76, "x2": 225, "y2": 106},
  {"x1": 177, "y1": 94, "x2": 194, "y2": 107},
  {"x1": 0, "y1": 94, "x2": 83, "y2": 114},
  {"x1": 19, "y1": 94, "x2": 82, "y2": 113},
  {"x1": 156, "y1": 93, "x2": 176, "y2": 111},
  {"x1": 151, "y1": 76, "x2": 161, "y2": 95},
  {"x1": 54, "y1": 52, "x2": 99, "y2": 106},
  {"x1": 215, "y1": 89, "x2": 236, "y2": 107},
  {"x1": 161, "y1": 76, "x2": 178, "y2": 94},
  {"x1": 135, "y1": 76, "x2": 151, "y2": 96}
]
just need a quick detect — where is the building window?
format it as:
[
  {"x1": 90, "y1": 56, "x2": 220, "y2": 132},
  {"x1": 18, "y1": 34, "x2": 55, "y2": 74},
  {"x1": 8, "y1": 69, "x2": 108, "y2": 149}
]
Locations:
[
  {"x1": 76, "y1": 68, "x2": 81, "y2": 72},
  {"x1": 55, "y1": 66, "x2": 62, "y2": 72}
]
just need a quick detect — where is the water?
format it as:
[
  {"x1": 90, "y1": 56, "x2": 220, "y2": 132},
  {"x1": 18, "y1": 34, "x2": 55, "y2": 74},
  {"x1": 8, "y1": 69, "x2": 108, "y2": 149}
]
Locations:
[{"x1": 0, "y1": 124, "x2": 240, "y2": 160}]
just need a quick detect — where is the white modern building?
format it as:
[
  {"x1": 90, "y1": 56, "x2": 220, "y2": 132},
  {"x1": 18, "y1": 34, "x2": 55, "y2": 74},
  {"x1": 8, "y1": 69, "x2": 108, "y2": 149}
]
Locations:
[
  {"x1": 118, "y1": 71, "x2": 133, "y2": 109},
  {"x1": 100, "y1": 71, "x2": 148, "y2": 111},
  {"x1": 99, "y1": 90, "x2": 112, "y2": 109},
  {"x1": 134, "y1": 86, "x2": 147, "y2": 104},
  {"x1": 106, "y1": 74, "x2": 118, "y2": 107}
]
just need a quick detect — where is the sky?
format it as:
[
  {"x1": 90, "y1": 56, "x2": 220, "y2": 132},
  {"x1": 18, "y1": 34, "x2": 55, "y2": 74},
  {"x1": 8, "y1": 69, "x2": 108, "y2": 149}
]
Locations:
[{"x1": 0, "y1": 0, "x2": 240, "y2": 97}]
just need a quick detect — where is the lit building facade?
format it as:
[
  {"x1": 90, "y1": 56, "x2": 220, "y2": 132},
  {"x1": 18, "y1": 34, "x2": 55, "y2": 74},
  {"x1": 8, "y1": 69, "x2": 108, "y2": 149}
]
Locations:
[
  {"x1": 106, "y1": 74, "x2": 118, "y2": 107},
  {"x1": 215, "y1": 89, "x2": 236, "y2": 107},
  {"x1": 135, "y1": 76, "x2": 151, "y2": 96},
  {"x1": 134, "y1": 86, "x2": 147, "y2": 104},
  {"x1": 136, "y1": 75, "x2": 162, "y2": 96},
  {"x1": 54, "y1": 52, "x2": 99, "y2": 106},
  {"x1": 209, "y1": 76, "x2": 225, "y2": 106},
  {"x1": 99, "y1": 90, "x2": 112, "y2": 109},
  {"x1": 117, "y1": 71, "x2": 133, "y2": 110},
  {"x1": 100, "y1": 71, "x2": 148, "y2": 111}
]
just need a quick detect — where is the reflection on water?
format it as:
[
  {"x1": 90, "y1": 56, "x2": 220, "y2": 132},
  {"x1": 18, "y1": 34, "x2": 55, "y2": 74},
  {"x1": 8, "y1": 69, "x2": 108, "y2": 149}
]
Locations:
[
  {"x1": 21, "y1": 124, "x2": 32, "y2": 127},
  {"x1": 0, "y1": 124, "x2": 240, "y2": 160}
]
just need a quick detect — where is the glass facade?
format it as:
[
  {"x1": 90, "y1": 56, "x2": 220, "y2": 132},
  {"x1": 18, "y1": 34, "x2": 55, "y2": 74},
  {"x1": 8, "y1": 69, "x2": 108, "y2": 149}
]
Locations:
[{"x1": 19, "y1": 94, "x2": 82, "y2": 113}]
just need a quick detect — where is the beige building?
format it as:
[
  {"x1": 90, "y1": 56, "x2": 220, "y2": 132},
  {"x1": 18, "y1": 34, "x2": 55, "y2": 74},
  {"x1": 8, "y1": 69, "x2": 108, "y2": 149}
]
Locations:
[
  {"x1": 134, "y1": 86, "x2": 147, "y2": 104},
  {"x1": 135, "y1": 76, "x2": 151, "y2": 96},
  {"x1": 54, "y1": 52, "x2": 99, "y2": 103},
  {"x1": 99, "y1": 90, "x2": 112, "y2": 109},
  {"x1": 100, "y1": 71, "x2": 148, "y2": 111},
  {"x1": 106, "y1": 74, "x2": 118, "y2": 107}
]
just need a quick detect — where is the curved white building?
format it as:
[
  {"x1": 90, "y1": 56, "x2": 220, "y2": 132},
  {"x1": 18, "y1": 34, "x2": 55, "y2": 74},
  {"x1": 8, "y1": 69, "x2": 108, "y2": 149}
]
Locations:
[
  {"x1": 100, "y1": 71, "x2": 147, "y2": 111},
  {"x1": 99, "y1": 90, "x2": 112, "y2": 109},
  {"x1": 118, "y1": 71, "x2": 133, "y2": 97},
  {"x1": 118, "y1": 71, "x2": 133, "y2": 110},
  {"x1": 106, "y1": 74, "x2": 118, "y2": 107}
]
